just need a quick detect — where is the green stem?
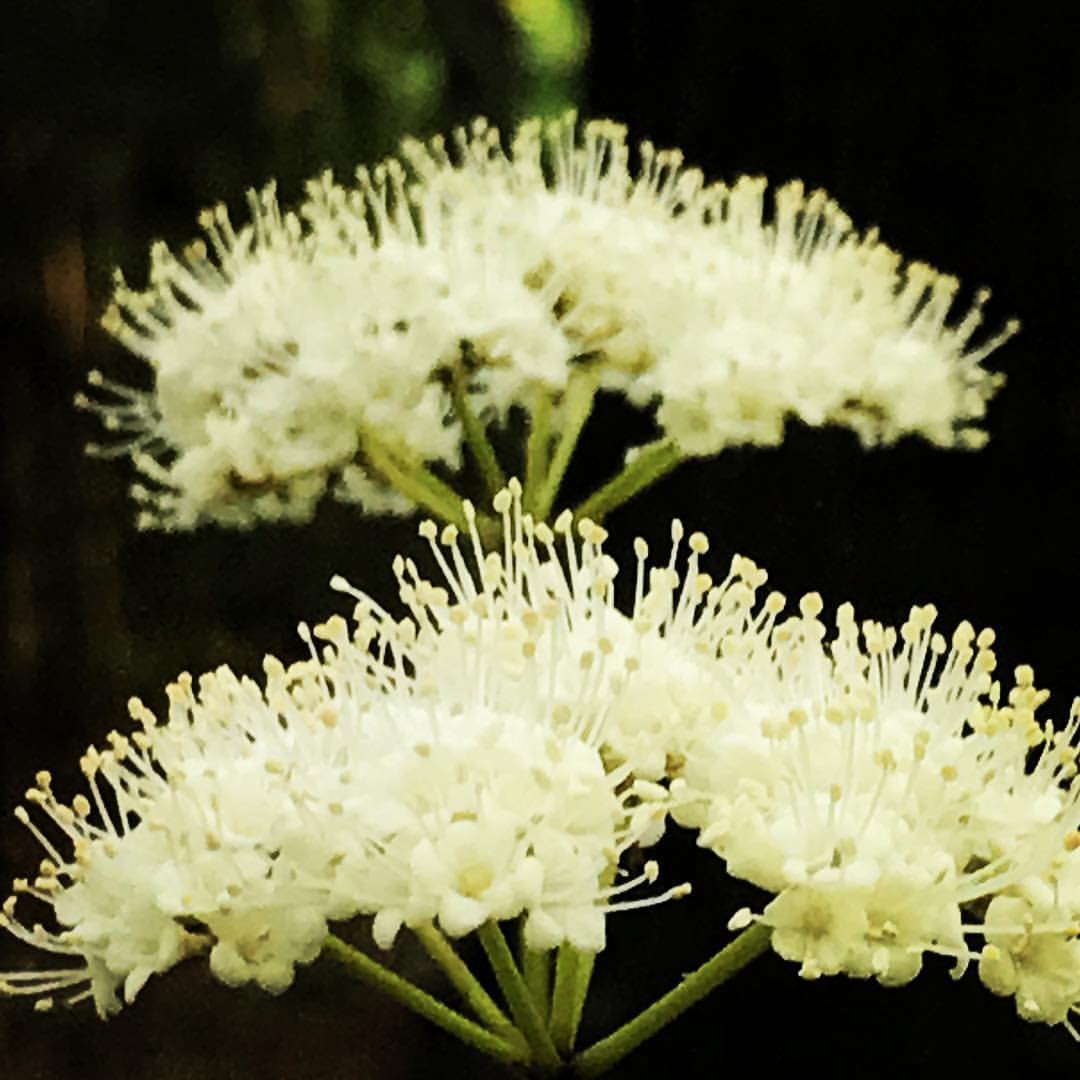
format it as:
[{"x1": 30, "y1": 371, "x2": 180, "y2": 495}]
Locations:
[
  {"x1": 548, "y1": 945, "x2": 580, "y2": 1057},
  {"x1": 532, "y1": 366, "x2": 600, "y2": 523},
  {"x1": 568, "y1": 949, "x2": 594, "y2": 1051},
  {"x1": 572, "y1": 924, "x2": 772, "y2": 1077},
  {"x1": 573, "y1": 438, "x2": 684, "y2": 524},
  {"x1": 523, "y1": 384, "x2": 554, "y2": 515},
  {"x1": 361, "y1": 433, "x2": 469, "y2": 531},
  {"x1": 451, "y1": 361, "x2": 507, "y2": 498},
  {"x1": 522, "y1": 948, "x2": 551, "y2": 1025},
  {"x1": 322, "y1": 934, "x2": 528, "y2": 1067},
  {"x1": 413, "y1": 922, "x2": 518, "y2": 1037},
  {"x1": 478, "y1": 922, "x2": 563, "y2": 1073}
]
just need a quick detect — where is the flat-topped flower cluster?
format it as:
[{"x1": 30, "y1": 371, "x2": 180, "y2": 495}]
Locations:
[
  {"x1": 5, "y1": 486, "x2": 1080, "y2": 1035},
  {"x1": 80, "y1": 114, "x2": 1013, "y2": 529}
]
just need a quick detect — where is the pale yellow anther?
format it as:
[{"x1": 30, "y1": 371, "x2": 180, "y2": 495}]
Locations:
[
  {"x1": 788, "y1": 707, "x2": 808, "y2": 728},
  {"x1": 493, "y1": 489, "x2": 512, "y2": 514},
  {"x1": 874, "y1": 749, "x2": 897, "y2": 772},
  {"x1": 761, "y1": 717, "x2": 790, "y2": 740},
  {"x1": 440, "y1": 524, "x2": 459, "y2": 546},
  {"x1": 418, "y1": 520, "x2": 438, "y2": 541},
  {"x1": 977, "y1": 627, "x2": 996, "y2": 649},
  {"x1": 671, "y1": 520, "x2": 684, "y2": 542},
  {"x1": 940, "y1": 764, "x2": 958, "y2": 782},
  {"x1": 689, "y1": 532, "x2": 709, "y2": 555},
  {"x1": 554, "y1": 509, "x2": 573, "y2": 534},
  {"x1": 799, "y1": 592, "x2": 823, "y2": 619},
  {"x1": 508, "y1": 477, "x2": 523, "y2": 497},
  {"x1": 829, "y1": 783, "x2": 843, "y2": 803},
  {"x1": 764, "y1": 591, "x2": 786, "y2": 615},
  {"x1": 1015, "y1": 664, "x2": 1035, "y2": 687},
  {"x1": 634, "y1": 537, "x2": 649, "y2": 560},
  {"x1": 317, "y1": 615, "x2": 348, "y2": 642},
  {"x1": 1065, "y1": 831, "x2": 1080, "y2": 852}
]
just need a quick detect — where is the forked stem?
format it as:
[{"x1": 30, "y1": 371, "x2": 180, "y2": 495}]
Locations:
[
  {"x1": 573, "y1": 438, "x2": 683, "y2": 524},
  {"x1": 322, "y1": 934, "x2": 528, "y2": 1067},
  {"x1": 478, "y1": 922, "x2": 563, "y2": 1073},
  {"x1": 532, "y1": 366, "x2": 600, "y2": 522},
  {"x1": 361, "y1": 433, "x2": 470, "y2": 531},
  {"x1": 451, "y1": 359, "x2": 507, "y2": 498},
  {"x1": 572, "y1": 924, "x2": 772, "y2": 1077},
  {"x1": 413, "y1": 922, "x2": 518, "y2": 1038}
]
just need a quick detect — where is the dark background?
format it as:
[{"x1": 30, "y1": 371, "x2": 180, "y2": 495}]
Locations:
[{"x1": 2, "y1": 3, "x2": 1078, "y2": 1076}]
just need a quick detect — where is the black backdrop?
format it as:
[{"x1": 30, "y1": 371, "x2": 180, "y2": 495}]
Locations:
[{"x1": 2, "y1": 4, "x2": 1079, "y2": 1077}]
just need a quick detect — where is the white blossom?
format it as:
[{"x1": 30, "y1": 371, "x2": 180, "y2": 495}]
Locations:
[
  {"x1": 81, "y1": 114, "x2": 1013, "y2": 529},
  {"x1": 1, "y1": 496, "x2": 689, "y2": 1016},
  {"x1": 678, "y1": 590, "x2": 1080, "y2": 992}
]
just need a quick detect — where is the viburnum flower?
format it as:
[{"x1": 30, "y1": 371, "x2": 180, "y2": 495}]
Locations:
[
  {"x1": 79, "y1": 114, "x2": 1015, "y2": 530},
  {"x1": 0, "y1": 492, "x2": 684, "y2": 1018},
  {"x1": 676, "y1": 593, "x2": 1080, "y2": 998},
  {"x1": 366, "y1": 484, "x2": 1080, "y2": 1023}
]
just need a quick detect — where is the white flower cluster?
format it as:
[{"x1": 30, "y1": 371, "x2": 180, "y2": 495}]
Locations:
[
  {"x1": 0, "y1": 492, "x2": 676, "y2": 1016},
  {"x1": 6, "y1": 486, "x2": 1076, "y2": 1033},
  {"x1": 332, "y1": 486, "x2": 1080, "y2": 1029},
  {"x1": 81, "y1": 114, "x2": 1013, "y2": 529}
]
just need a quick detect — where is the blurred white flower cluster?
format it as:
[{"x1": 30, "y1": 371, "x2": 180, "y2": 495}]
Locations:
[
  {"x1": 81, "y1": 114, "x2": 1012, "y2": 529},
  {"x1": 7, "y1": 485, "x2": 1080, "y2": 1038}
]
